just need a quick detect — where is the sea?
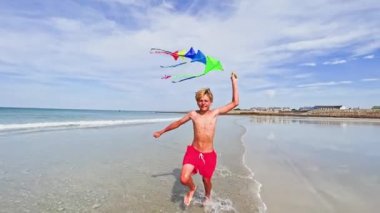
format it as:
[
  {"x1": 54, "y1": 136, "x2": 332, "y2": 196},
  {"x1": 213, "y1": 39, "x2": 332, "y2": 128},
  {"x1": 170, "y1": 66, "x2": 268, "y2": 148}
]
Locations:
[{"x1": 0, "y1": 107, "x2": 181, "y2": 135}]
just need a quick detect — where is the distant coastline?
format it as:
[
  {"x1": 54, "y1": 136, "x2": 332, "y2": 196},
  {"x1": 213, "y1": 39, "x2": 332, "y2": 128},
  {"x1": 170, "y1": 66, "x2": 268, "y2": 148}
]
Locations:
[
  {"x1": 154, "y1": 109, "x2": 380, "y2": 119},
  {"x1": 3, "y1": 107, "x2": 378, "y2": 119},
  {"x1": 227, "y1": 109, "x2": 380, "y2": 119}
]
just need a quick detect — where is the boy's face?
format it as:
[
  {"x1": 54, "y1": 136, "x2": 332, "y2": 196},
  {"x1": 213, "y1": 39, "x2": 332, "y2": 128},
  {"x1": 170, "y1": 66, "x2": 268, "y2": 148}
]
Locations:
[{"x1": 197, "y1": 95, "x2": 212, "y2": 112}]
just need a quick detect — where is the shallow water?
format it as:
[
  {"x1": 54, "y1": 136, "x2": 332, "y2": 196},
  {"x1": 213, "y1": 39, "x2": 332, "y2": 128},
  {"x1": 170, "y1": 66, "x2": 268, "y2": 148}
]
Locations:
[{"x1": 1, "y1": 114, "x2": 379, "y2": 212}]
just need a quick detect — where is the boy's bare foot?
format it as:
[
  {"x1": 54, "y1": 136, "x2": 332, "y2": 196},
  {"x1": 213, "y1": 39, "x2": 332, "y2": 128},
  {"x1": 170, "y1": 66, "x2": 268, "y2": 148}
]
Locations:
[
  {"x1": 203, "y1": 196, "x2": 211, "y2": 206},
  {"x1": 184, "y1": 186, "x2": 196, "y2": 206}
]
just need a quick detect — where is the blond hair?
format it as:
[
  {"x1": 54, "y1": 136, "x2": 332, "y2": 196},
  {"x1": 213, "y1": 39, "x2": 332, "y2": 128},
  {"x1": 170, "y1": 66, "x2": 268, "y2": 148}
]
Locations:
[{"x1": 195, "y1": 88, "x2": 213, "y2": 102}]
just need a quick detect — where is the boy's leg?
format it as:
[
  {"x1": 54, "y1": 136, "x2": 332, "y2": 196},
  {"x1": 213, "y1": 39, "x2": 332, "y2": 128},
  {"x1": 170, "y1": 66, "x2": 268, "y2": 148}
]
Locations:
[
  {"x1": 202, "y1": 177, "x2": 212, "y2": 199},
  {"x1": 181, "y1": 164, "x2": 196, "y2": 206}
]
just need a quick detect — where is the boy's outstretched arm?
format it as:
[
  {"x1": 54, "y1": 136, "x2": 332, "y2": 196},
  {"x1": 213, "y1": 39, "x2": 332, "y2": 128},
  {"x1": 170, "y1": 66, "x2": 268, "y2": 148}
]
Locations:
[
  {"x1": 153, "y1": 113, "x2": 191, "y2": 138},
  {"x1": 216, "y1": 72, "x2": 239, "y2": 115}
]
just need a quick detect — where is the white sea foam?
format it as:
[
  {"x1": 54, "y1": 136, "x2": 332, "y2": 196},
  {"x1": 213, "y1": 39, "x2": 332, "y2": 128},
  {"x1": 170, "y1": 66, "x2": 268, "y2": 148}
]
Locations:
[
  {"x1": 192, "y1": 196, "x2": 237, "y2": 213},
  {"x1": 215, "y1": 166, "x2": 233, "y2": 178},
  {"x1": 236, "y1": 119, "x2": 267, "y2": 213},
  {"x1": 0, "y1": 118, "x2": 179, "y2": 133},
  {"x1": 203, "y1": 198, "x2": 236, "y2": 213}
]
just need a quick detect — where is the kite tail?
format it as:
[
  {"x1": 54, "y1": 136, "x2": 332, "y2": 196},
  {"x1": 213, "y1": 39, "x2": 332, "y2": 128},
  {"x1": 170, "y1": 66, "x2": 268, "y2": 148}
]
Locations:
[
  {"x1": 150, "y1": 48, "x2": 172, "y2": 55},
  {"x1": 172, "y1": 76, "x2": 198, "y2": 83},
  {"x1": 160, "y1": 62, "x2": 187, "y2": 68},
  {"x1": 171, "y1": 73, "x2": 196, "y2": 80},
  {"x1": 171, "y1": 73, "x2": 205, "y2": 83},
  {"x1": 161, "y1": 74, "x2": 171, "y2": 79},
  {"x1": 150, "y1": 48, "x2": 179, "y2": 60}
]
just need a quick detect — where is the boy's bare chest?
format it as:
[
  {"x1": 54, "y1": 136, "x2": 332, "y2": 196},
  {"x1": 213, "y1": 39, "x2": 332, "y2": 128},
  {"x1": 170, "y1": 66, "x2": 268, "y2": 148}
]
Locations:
[{"x1": 192, "y1": 113, "x2": 216, "y2": 127}]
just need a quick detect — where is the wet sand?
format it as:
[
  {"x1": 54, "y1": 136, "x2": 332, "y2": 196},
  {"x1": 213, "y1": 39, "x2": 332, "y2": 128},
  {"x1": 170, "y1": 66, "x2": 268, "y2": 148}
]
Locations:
[
  {"x1": 240, "y1": 116, "x2": 380, "y2": 213},
  {"x1": 1, "y1": 115, "x2": 379, "y2": 212}
]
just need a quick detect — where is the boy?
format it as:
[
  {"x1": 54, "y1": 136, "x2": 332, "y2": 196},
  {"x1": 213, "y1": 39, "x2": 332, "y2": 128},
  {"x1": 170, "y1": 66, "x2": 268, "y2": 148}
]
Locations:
[{"x1": 153, "y1": 72, "x2": 239, "y2": 206}]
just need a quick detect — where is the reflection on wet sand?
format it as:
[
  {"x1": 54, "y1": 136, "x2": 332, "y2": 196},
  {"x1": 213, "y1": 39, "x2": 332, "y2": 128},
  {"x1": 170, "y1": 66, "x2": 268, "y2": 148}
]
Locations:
[{"x1": 249, "y1": 116, "x2": 380, "y2": 126}]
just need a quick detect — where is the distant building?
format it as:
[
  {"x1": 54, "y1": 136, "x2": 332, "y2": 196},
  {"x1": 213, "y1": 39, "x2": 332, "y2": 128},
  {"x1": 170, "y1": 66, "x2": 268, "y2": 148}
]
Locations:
[
  {"x1": 268, "y1": 107, "x2": 282, "y2": 112},
  {"x1": 250, "y1": 107, "x2": 267, "y2": 112},
  {"x1": 313, "y1": 105, "x2": 344, "y2": 110},
  {"x1": 281, "y1": 107, "x2": 292, "y2": 112},
  {"x1": 250, "y1": 107, "x2": 291, "y2": 112},
  {"x1": 299, "y1": 106, "x2": 314, "y2": 111}
]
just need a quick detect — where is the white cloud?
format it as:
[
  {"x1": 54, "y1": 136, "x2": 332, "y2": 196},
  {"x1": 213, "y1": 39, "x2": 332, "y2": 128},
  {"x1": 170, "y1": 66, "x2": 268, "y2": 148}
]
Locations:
[
  {"x1": 1, "y1": 0, "x2": 380, "y2": 109},
  {"x1": 292, "y1": 73, "x2": 313, "y2": 79},
  {"x1": 299, "y1": 62, "x2": 316, "y2": 67},
  {"x1": 353, "y1": 41, "x2": 380, "y2": 56},
  {"x1": 96, "y1": 0, "x2": 152, "y2": 7},
  {"x1": 297, "y1": 81, "x2": 352, "y2": 88},
  {"x1": 361, "y1": 78, "x2": 379, "y2": 82},
  {"x1": 363, "y1": 55, "x2": 375, "y2": 59},
  {"x1": 323, "y1": 59, "x2": 347, "y2": 65}
]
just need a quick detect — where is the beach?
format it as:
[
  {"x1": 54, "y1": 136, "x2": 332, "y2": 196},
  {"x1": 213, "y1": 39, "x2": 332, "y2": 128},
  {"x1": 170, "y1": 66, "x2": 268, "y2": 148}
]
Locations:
[
  {"x1": 240, "y1": 116, "x2": 380, "y2": 213},
  {"x1": 1, "y1": 108, "x2": 379, "y2": 212}
]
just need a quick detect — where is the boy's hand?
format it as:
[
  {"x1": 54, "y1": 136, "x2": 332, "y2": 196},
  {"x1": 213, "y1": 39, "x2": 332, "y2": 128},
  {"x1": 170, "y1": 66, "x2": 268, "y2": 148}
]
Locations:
[
  {"x1": 153, "y1": 131, "x2": 162, "y2": 138},
  {"x1": 231, "y1": 72, "x2": 238, "y2": 80}
]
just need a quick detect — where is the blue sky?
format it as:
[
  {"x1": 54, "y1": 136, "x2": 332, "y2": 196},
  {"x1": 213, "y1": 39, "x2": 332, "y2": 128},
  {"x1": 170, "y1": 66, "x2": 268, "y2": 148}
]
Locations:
[{"x1": 0, "y1": 0, "x2": 379, "y2": 110}]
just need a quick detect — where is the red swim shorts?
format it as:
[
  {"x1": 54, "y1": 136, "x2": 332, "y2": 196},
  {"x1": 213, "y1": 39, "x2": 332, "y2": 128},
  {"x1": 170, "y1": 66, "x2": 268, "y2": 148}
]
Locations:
[{"x1": 182, "y1": 145, "x2": 217, "y2": 179}]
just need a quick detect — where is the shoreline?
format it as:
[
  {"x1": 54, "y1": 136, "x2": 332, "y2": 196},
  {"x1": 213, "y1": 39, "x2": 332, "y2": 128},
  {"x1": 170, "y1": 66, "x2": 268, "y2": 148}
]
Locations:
[
  {"x1": 227, "y1": 109, "x2": 380, "y2": 119},
  {"x1": 155, "y1": 109, "x2": 380, "y2": 119}
]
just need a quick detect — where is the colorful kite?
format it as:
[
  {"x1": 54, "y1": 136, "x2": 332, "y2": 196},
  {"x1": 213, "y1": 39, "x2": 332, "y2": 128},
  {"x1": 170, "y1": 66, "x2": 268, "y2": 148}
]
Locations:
[{"x1": 150, "y1": 47, "x2": 224, "y2": 83}]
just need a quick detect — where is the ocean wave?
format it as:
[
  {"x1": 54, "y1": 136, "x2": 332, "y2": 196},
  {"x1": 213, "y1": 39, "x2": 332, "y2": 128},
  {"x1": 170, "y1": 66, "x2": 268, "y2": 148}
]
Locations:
[{"x1": 0, "y1": 118, "x2": 178, "y2": 133}]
